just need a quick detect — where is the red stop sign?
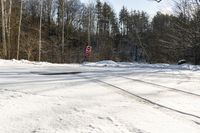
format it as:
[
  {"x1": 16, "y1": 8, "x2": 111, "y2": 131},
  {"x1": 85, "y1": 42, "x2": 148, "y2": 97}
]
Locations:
[{"x1": 85, "y1": 46, "x2": 92, "y2": 57}]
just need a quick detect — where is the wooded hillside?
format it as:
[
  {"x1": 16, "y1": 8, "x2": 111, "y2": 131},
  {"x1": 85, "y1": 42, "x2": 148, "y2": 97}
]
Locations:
[{"x1": 0, "y1": 0, "x2": 199, "y2": 64}]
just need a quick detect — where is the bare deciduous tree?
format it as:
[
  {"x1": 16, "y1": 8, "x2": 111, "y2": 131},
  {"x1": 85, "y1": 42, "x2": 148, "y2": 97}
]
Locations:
[
  {"x1": 39, "y1": 0, "x2": 43, "y2": 61},
  {"x1": 7, "y1": 0, "x2": 12, "y2": 59},
  {"x1": 61, "y1": 0, "x2": 65, "y2": 62},
  {"x1": 1, "y1": 0, "x2": 7, "y2": 58},
  {"x1": 88, "y1": 0, "x2": 92, "y2": 46},
  {"x1": 17, "y1": 0, "x2": 23, "y2": 60}
]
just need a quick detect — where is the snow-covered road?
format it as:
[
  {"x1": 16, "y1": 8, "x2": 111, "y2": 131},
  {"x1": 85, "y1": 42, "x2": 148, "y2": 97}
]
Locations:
[{"x1": 0, "y1": 59, "x2": 200, "y2": 133}]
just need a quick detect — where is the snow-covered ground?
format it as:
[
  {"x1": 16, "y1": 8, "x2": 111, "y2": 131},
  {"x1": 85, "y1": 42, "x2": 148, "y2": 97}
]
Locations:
[{"x1": 0, "y1": 59, "x2": 200, "y2": 133}]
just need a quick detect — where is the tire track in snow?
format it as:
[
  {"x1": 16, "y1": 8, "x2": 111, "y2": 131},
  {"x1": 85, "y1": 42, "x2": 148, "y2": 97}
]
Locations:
[
  {"x1": 86, "y1": 72, "x2": 200, "y2": 98},
  {"x1": 118, "y1": 76, "x2": 200, "y2": 98},
  {"x1": 79, "y1": 75, "x2": 200, "y2": 125},
  {"x1": 118, "y1": 71, "x2": 200, "y2": 82}
]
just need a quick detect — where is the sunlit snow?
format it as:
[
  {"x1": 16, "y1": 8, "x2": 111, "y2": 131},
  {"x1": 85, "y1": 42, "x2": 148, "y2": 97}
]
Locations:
[{"x1": 0, "y1": 59, "x2": 200, "y2": 133}]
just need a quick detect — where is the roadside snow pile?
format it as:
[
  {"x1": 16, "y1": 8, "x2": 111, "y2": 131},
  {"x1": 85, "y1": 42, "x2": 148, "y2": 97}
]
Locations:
[
  {"x1": 0, "y1": 59, "x2": 43, "y2": 65},
  {"x1": 142, "y1": 63, "x2": 200, "y2": 71},
  {"x1": 0, "y1": 59, "x2": 11, "y2": 65},
  {"x1": 83, "y1": 60, "x2": 119, "y2": 67},
  {"x1": 11, "y1": 59, "x2": 52, "y2": 66},
  {"x1": 1, "y1": 59, "x2": 200, "y2": 71},
  {"x1": 83, "y1": 60, "x2": 200, "y2": 71},
  {"x1": 177, "y1": 64, "x2": 200, "y2": 71},
  {"x1": 128, "y1": 63, "x2": 200, "y2": 71}
]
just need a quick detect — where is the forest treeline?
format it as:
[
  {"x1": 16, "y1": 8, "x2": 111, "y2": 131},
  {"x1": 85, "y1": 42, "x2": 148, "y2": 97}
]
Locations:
[{"x1": 0, "y1": 0, "x2": 200, "y2": 64}]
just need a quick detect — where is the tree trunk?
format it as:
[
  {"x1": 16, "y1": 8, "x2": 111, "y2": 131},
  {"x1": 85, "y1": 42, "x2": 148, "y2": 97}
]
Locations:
[
  {"x1": 47, "y1": 0, "x2": 52, "y2": 35},
  {"x1": 61, "y1": 0, "x2": 65, "y2": 62},
  {"x1": 1, "y1": 0, "x2": 7, "y2": 58},
  {"x1": 17, "y1": 0, "x2": 23, "y2": 60},
  {"x1": 7, "y1": 0, "x2": 12, "y2": 59},
  {"x1": 88, "y1": 5, "x2": 91, "y2": 46},
  {"x1": 39, "y1": 0, "x2": 43, "y2": 61},
  {"x1": 47, "y1": 0, "x2": 53, "y2": 62}
]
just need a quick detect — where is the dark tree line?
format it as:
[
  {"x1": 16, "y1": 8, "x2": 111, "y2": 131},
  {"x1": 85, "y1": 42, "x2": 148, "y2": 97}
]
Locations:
[{"x1": 0, "y1": 0, "x2": 200, "y2": 64}]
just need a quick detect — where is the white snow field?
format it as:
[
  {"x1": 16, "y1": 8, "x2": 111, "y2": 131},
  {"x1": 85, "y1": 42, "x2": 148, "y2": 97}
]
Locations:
[{"x1": 0, "y1": 59, "x2": 200, "y2": 133}]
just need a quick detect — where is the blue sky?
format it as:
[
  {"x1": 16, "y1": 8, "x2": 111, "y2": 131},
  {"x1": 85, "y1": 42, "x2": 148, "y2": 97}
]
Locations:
[{"x1": 80, "y1": 0, "x2": 175, "y2": 18}]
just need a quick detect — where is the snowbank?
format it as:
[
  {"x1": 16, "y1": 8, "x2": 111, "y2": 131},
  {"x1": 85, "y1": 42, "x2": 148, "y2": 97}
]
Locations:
[
  {"x1": 83, "y1": 60, "x2": 200, "y2": 71},
  {"x1": 0, "y1": 59, "x2": 52, "y2": 66},
  {"x1": 11, "y1": 59, "x2": 52, "y2": 66},
  {"x1": 83, "y1": 60, "x2": 119, "y2": 67},
  {"x1": 0, "y1": 59, "x2": 200, "y2": 71}
]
